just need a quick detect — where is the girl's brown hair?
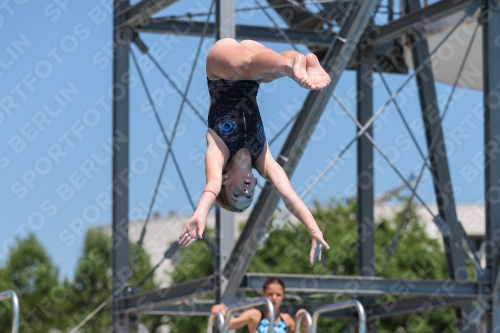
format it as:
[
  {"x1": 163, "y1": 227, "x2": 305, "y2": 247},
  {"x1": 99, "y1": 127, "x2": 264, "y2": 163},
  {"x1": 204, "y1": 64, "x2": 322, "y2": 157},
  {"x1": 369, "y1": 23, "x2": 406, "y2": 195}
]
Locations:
[{"x1": 262, "y1": 277, "x2": 285, "y2": 292}]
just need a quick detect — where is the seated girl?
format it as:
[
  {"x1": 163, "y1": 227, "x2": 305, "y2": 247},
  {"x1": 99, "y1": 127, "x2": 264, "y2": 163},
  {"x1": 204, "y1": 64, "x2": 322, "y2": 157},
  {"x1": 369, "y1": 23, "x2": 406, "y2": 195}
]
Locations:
[{"x1": 211, "y1": 277, "x2": 309, "y2": 333}]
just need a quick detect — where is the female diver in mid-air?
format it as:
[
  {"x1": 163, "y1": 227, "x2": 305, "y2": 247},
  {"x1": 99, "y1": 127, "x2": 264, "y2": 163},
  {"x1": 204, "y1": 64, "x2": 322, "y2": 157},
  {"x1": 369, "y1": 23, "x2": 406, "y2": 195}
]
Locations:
[{"x1": 178, "y1": 38, "x2": 330, "y2": 266}]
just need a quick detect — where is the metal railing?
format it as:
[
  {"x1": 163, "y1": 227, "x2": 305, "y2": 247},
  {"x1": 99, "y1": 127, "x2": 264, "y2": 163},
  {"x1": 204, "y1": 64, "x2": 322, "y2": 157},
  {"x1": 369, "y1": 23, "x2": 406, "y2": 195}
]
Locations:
[
  {"x1": 311, "y1": 300, "x2": 366, "y2": 333},
  {"x1": 222, "y1": 298, "x2": 275, "y2": 333},
  {"x1": 0, "y1": 290, "x2": 20, "y2": 333},
  {"x1": 206, "y1": 311, "x2": 225, "y2": 333},
  {"x1": 294, "y1": 310, "x2": 312, "y2": 333}
]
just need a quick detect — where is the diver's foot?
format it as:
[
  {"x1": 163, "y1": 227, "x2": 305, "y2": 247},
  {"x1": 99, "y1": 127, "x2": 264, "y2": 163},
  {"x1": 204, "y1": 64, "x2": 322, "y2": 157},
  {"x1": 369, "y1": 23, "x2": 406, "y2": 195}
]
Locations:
[
  {"x1": 306, "y1": 53, "x2": 330, "y2": 90},
  {"x1": 290, "y1": 54, "x2": 314, "y2": 89}
]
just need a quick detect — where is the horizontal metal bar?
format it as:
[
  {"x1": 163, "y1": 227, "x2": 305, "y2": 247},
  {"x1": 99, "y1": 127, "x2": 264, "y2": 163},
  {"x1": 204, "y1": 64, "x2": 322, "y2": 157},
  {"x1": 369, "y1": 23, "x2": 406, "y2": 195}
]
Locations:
[
  {"x1": 368, "y1": 296, "x2": 474, "y2": 320},
  {"x1": 138, "y1": 20, "x2": 407, "y2": 74},
  {"x1": 244, "y1": 274, "x2": 491, "y2": 298},
  {"x1": 142, "y1": 303, "x2": 213, "y2": 316},
  {"x1": 115, "y1": 0, "x2": 178, "y2": 30},
  {"x1": 141, "y1": 301, "x2": 353, "y2": 319},
  {"x1": 119, "y1": 273, "x2": 489, "y2": 314},
  {"x1": 118, "y1": 276, "x2": 215, "y2": 313},
  {"x1": 115, "y1": 0, "x2": 175, "y2": 18},
  {"x1": 138, "y1": 20, "x2": 336, "y2": 46},
  {"x1": 369, "y1": 0, "x2": 474, "y2": 46},
  {"x1": 140, "y1": 296, "x2": 474, "y2": 320}
]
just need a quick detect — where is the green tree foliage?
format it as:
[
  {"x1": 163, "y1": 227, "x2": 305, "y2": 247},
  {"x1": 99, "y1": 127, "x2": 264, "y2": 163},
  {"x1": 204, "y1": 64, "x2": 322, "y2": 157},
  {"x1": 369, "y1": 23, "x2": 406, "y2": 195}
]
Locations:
[
  {"x1": 62, "y1": 228, "x2": 114, "y2": 332},
  {"x1": 0, "y1": 229, "x2": 162, "y2": 333},
  {"x1": 62, "y1": 228, "x2": 162, "y2": 333},
  {"x1": 0, "y1": 234, "x2": 62, "y2": 333},
  {"x1": 167, "y1": 231, "x2": 215, "y2": 333},
  {"x1": 168, "y1": 200, "x2": 458, "y2": 333}
]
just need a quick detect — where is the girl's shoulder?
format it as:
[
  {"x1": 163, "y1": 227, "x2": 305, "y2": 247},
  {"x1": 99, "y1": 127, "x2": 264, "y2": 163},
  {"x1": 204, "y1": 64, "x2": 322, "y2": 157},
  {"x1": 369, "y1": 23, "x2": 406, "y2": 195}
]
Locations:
[
  {"x1": 280, "y1": 313, "x2": 295, "y2": 326},
  {"x1": 240, "y1": 308, "x2": 262, "y2": 326},
  {"x1": 243, "y1": 308, "x2": 262, "y2": 319}
]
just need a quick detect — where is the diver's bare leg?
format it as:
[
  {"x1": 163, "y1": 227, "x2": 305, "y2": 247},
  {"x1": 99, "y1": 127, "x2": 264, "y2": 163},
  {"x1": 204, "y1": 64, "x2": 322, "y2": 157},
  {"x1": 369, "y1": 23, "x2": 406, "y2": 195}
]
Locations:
[{"x1": 206, "y1": 38, "x2": 315, "y2": 88}]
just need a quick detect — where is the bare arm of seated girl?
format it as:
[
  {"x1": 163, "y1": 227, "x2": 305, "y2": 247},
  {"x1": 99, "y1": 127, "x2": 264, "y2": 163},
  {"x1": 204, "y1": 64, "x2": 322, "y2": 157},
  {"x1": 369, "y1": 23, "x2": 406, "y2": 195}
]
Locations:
[
  {"x1": 211, "y1": 304, "x2": 260, "y2": 331},
  {"x1": 178, "y1": 130, "x2": 226, "y2": 248},
  {"x1": 254, "y1": 144, "x2": 330, "y2": 266},
  {"x1": 280, "y1": 312, "x2": 296, "y2": 332}
]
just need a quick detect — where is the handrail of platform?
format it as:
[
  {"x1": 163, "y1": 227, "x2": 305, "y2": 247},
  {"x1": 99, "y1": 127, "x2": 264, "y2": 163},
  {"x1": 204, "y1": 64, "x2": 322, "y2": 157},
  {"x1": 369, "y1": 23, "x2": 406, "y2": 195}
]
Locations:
[
  {"x1": 294, "y1": 310, "x2": 312, "y2": 333},
  {"x1": 311, "y1": 300, "x2": 366, "y2": 333},
  {"x1": 206, "y1": 311, "x2": 225, "y2": 333},
  {"x1": 222, "y1": 298, "x2": 275, "y2": 333},
  {"x1": 0, "y1": 290, "x2": 20, "y2": 333}
]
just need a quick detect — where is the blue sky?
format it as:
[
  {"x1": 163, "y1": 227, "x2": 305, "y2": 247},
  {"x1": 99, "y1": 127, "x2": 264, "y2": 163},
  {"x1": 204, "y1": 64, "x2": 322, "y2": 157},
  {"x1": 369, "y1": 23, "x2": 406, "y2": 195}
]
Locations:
[{"x1": 0, "y1": 0, "x2": 485, "y2": 279}]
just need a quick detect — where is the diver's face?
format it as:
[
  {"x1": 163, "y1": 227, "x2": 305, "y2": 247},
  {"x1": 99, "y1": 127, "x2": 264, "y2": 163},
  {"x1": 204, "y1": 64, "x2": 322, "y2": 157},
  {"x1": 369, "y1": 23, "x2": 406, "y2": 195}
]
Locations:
[{"x1": 223, "y1": 170, "x2": 258, "y2": 210}]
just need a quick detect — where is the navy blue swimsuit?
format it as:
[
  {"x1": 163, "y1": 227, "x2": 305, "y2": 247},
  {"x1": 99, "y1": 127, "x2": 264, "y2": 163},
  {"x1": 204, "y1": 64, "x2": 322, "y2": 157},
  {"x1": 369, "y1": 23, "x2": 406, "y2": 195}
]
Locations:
[{"x1": 207, "y1": 78, "x2": 266, "y2": 165}]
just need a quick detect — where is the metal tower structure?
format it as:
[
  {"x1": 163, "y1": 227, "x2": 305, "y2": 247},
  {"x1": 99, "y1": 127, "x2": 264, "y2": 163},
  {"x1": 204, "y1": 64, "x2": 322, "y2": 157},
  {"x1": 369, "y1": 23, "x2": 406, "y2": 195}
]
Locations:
[{"x1": 108, "y1": 0, "x2": 500, "y2": 332}]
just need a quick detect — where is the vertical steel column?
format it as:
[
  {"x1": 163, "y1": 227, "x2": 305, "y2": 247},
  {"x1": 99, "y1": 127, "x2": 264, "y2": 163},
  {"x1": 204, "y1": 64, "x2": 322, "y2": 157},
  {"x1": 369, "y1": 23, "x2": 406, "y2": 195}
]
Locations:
[
  {"x1": 113, "y1": 1, "x2": 131, "y2": 332},
  {"x1": 216, "y1": 0, "x2": 235, "y2": 40},
  {"x1": 403, "y1": 0, "x2": 473, "y2": 330},
  {"x1": 356, "y1": 42, "x2": 377, "y2": 333},
  {"x1": 214, "y1": 0, "x2": 236, "y2": 317},
  {"x1": 388, "y1": 0, "x2": 394, "y2": 22},
  {"x1": 483, "y1": 0, "x2": 500, "y2": 329},
  {"x1": 214, "y1": 208, "x2": 235, "y2": 302}
]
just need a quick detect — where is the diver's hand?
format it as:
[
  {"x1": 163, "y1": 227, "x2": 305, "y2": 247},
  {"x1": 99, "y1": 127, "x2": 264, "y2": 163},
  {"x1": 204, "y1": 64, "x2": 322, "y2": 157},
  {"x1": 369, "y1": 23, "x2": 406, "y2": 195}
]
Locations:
[
  {"x1": 178, "y1": 215, "x2": 205, "y2": 248},
  {"x1": 309, "y1": 230, "x2": 329, "y2": 266}
]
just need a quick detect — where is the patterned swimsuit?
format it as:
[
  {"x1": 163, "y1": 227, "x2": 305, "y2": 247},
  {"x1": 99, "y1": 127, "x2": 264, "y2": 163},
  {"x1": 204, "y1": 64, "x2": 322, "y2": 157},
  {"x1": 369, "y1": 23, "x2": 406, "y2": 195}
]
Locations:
[
  {"x1": 255, "y1": 310, "x2": 287, "y2": 333},
  {"x1": 207, "y1": 78, "x2": 266, "y2": 165}
]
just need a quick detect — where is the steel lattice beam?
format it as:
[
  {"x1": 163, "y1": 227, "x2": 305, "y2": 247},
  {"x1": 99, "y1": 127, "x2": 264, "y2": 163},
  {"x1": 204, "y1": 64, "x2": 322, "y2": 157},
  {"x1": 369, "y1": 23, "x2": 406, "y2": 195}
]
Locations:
[
  {"x1": 112, "y1": 0, "x2": 131, "y2": 331},
  {"x1": 404, "y1": 0, "x2": 466, "y2": 282},
  {"x1": 134, "y1": 0, "x2": 462, "y2": 56},
  {"x1": 403, "y1": 0, "x2": 475, "y2": 330},
  {"x1": 115, "y1": 0, "x2": 178, "y2": 30},
  {"x1": 119, "y1": 276, "x2": 215, "y2": 314},
  {"x1": 244, "y1": 274, "x2": 490, "y2": 298},
  {"x1": 141, "y1": 296, "x2": 475, "y2": 320},
  {"x1": 138, "y1": 20, "x2": 336, "y2": 46},
  {"x1": 142, "y1": 301, "x2": 352, "y2": 318},
  {"x1": 483, "y1": 0, "x2": 500, "y2": 329},
  {"x1": 356, "y1": 42, "x2": 377, "y2": 333},
  {"x1": 214, "y1": 0, "x2": 237, "y2": 308},
  {"x1": 369, "y1": 0, "x2": 474, "y2": 46},
  {"x1": 138, "y1": 20, "x2": 407, "y2": 73},
  {"x1": 117, "y1": 273, "x2": 490, "y2": 314},
  {"x1": 368, "y1": 296, "x2": 474, "y2": 320}
]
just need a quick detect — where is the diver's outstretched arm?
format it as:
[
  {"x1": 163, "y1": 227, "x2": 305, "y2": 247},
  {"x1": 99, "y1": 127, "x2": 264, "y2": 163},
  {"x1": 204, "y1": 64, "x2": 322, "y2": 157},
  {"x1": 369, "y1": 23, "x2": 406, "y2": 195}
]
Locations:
[
  {"x1": 178, "y1": 131, "x2": 225, "y2": 248},
  {"x1": 256, "y1": 145, "x2": 330, "y2": 266}
]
